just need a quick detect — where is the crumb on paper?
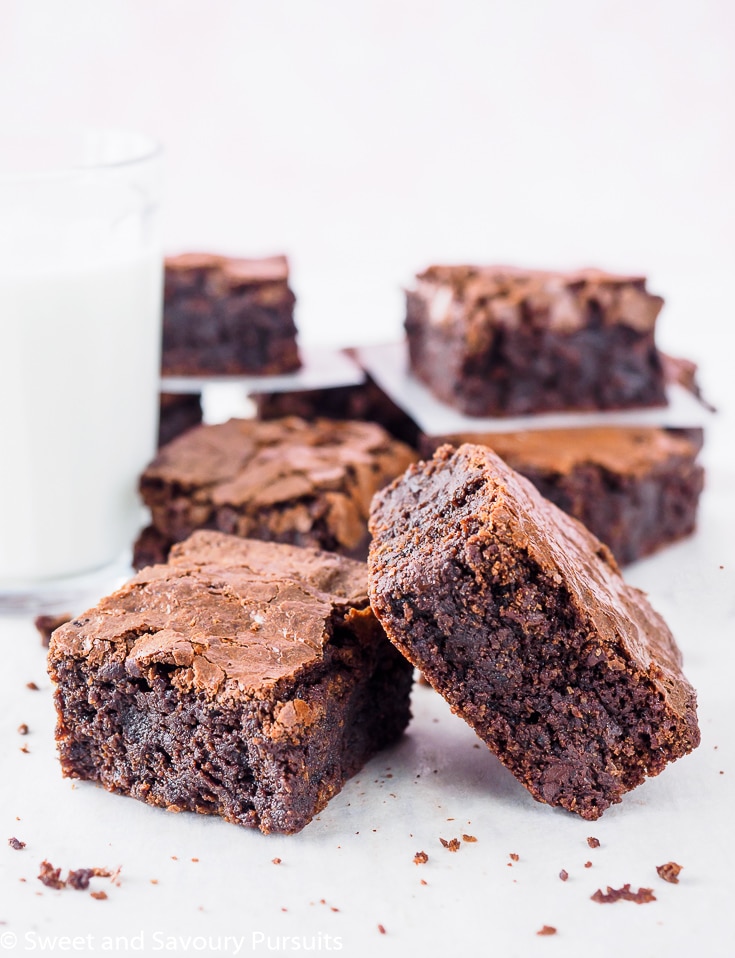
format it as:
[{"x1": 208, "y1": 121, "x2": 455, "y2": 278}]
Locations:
[
  {"x1": 439, "y1": 837, "x2": 460, "y2": 852},
  {"x1": 8, "y1": 837, "x2": 26, "y2": 850},
  {"x1": 656, "y1": 862, "x2": 683, "y2": 884},
  {"x1": 509, "y1": 853, "x2": 519, "y2": 861},
  {"x1": 559, "y1": 869, "x2": 568, "y2": 881},
  {"x1": 591, "y1": 884, "x2": 656, "y2": 904},
  {"x1": 584, "y1": 861, "x2": 593, "y2": 868},
  {"x1": 38, "y1": 862, "x2": 115, "y2": 892},
  {"x1": 272, "y1": 858, "x2": 282, "y2": 865},
  {"x1": 587, "y1": 837, "x2": 600, "y2": 848},
  {"x1": 377, "y1": 925, "x2": 386, "y2": 935},
  {"x1": 17, "y1": 724, "x2": 29, "y2": 735},
  {"x1": 462, "y1": 834, "x2": 477, "y2": 843},
  {"x1": 90, "y1": 891, "x2": 108, "y2": 901},
  {"x1": 26, "y1": 682, "x2": 40, "y2": 691},
  {"x1": 414, "y1": 851, "x2": 429, "y2": 864},
  {"x1": 537, "y1": 926, "x2": 557, "y2": 936}
]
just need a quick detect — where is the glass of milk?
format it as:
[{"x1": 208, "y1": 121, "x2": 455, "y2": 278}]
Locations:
[{"x1": 0, "y1": 129, "x2": 164, "y2": 613}]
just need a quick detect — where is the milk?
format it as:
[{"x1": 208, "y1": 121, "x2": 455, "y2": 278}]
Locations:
[{"x1": 0, "y1": 250, "x2": 163, "y2": 583}]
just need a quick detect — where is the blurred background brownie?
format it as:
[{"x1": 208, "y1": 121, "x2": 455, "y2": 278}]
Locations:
[
  {"x1": 157, "y1": 391, "x2": 203, "y2": 447},
  {"x1": 134, "y1": 416, "x2": 417, "y2": 568},
  {"x1": 162, "y1": 253, "x2": 300, "y2": 376},
  {"x1": 49, "y1": 531, "x2": 413, "y2": 835},
  {"x1": 405, "y1": 265, "x2": 667, "y2": 416},
  {"x1": 420, "y1": 426, "x2": 704, "y2": 565},
  {"x1": 252, "y1": 360, "x2": 421, "y2": 447}
]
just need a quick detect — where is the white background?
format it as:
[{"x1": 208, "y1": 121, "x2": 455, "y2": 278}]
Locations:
[{"x1": 1, "y1": 3, "x2": 734, "y2": 957}]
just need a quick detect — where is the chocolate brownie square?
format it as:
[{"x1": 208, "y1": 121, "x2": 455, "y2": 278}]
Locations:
[
  {"x1": 405, "y1": 265, "x2": 667, "y2": 416},
  {"x1": 48, "y1": 532, "x2": 413, "y2": 834},
  {"x1": 253, "y1": 371, "x2": 421, "y2": 448},
  {"x1": 162, "y1": 253, "x2": 300, "y2": 376},
  {"x1": 134, "y1": 416, "x2": 417, "y2": 568},
  {"x1": 368, "y1": 444, "x2": 700, "y2": 819},
  {"x1": 419, "y1": 426, "x2": 705, "y2": 565}
]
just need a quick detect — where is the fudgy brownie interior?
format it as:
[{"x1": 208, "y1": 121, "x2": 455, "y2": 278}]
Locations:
[{"x1": 368, "y1": 444, "x2": 700, "y2": 819}]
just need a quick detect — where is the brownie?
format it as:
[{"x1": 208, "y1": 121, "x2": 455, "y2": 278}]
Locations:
[
  {"x1": 48, "y1": 531, "x2": 413, "y2": 834},
  {"x1": 253, "y1": 370, "x2": 421, "y2": 448},
  {"x1": 368, "y1": 444, "x2": 700, "y2": 819},
  {"x1": 405, "y1": 265, "x2": 667, "y2": 416},
  {"x1": 134, "y1": 416, "x2": 417, "y2": 568},
  {"x1": 419, "y1": 426, "x2": 705, "y2": 565},
  {"x1": 158, "y1": 392, "x2": 203, "y2": 447},
  {"x1": 162, "y1": 253, "x2": 300, "y2": 376}
]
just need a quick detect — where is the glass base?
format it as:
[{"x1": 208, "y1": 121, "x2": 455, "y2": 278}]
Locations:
[{"x1": 0, "y1": 551, "x2": 134, "y2": 617}]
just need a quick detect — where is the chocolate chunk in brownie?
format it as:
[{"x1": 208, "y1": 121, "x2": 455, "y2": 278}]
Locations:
[
  {"x1": 405, "y1": 265, "x2": 667, "y2": 416},
  {"x1": 368, "y1": 443, "x2": 700, "y2": 819},
  {"x1": 134, "y1": 416, "x2": 417, "y2": 568},
  {"x1": 49, "y1": 531, "x2": 413, "y2": 834},
  {"x1": 419, "y1": 426, "x2": 704, "y2": 565},
  {"x1": 162, "y1": 253, "x2": 300, "y2": 376},
  {"x1": 158, "y1": 392, "x2": 203, "y2": 448}
]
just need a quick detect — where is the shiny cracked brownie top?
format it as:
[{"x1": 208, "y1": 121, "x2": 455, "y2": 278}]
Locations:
[{"x1": 49, "y1": 532, "x2": 372, "y2": 704}]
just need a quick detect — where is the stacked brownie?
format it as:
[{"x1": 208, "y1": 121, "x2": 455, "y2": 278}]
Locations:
[
  {"x1": 162, "y1": 253, "x2": 300, "y2": 377},
  {"x1": 405, "y1": 265, "x2": 667, "y2": 417},
  {"x1": 399, "y1": 263, "x2": 706, "y2": 564}
]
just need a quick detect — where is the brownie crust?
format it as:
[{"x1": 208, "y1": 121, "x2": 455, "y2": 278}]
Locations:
[
  {"x1": 162, "y1": 253, "x2": 300, "y2": 376},
  {"x1": 134, "y1": 416, "x2": 417, "y2": 567},
  {"x1": 405, "y1": 265, "x2": 667, "y2": 416},
  {"x1": 368, "y1": 444, "x2": 700, "y2": 819},
  {"x1": 419, "y1": 426, "x2": 705, "y2": 565},
  {"x1": 49, "y1": 532, "x2": 413, "y2": 834}
]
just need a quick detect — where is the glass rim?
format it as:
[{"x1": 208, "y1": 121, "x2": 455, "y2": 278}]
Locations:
[{"x1": 0, "y1": 127, "x2": 163, "y2": 181}]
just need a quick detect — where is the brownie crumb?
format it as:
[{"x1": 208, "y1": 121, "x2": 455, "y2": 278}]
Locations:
[
  {"x1": 587, "y1": 837, "x2": 601, "y2": 848},
  {"x1": 439, "y1": 838, "x2": 460, "y2": 852},
  {"x1": 377, "y1": 925, "x2": 386, "y2": 935},
  {"x1": 656, "y1": 862, "x2": 683, "y2": 884},
  {"x1": 272, "y1": 858, "x2": 282, "y2": 865},
  {"x1": 591, "y1": 884, "x2": 656, "y2": 904},
  {"x1": 66, "y1": 867, "x2": 112, "y2": 891},
  {"x1": 90, "y1": 890, "x2": 108, "y2": 901},
  {"x1": 34, "y1": 613, "x2": 72, "y2": 647},
  {"x1": 8, "y1": 837, "x2": 26, "y2": 850},
  {"x1": 420, "y1": 879, "x2": 428, "y2": 886},
  {"x1": 537, "y1": 926, "x2": 557, "y2": 936},
  {"x1": 462, "y1": 834, "x2": 477, "y2": 843},
  {"x1": 559, "y1": 869, "x2": 569, "y2": 881},
  {"x1": 584, "y1": 861, "x2": 593, "y2": 868},
  {"x1": 26, "y1": 682, "x2": 39, "y2": 691},
  {"x1": 509, "y1": 853, "x2": 519, "y2": 862},
  {"x1": 38, "y1": 862, "x2": 114, "y2": 892},
  {"x1": 17, "y1": 724, "x2": 29, "y2": 735},
  {"x1": 38, "y1": 861, "x2": 65, "y2": 889},
  {"x1": 414, "y1": 851, "x2": 429, "y2": 865}
]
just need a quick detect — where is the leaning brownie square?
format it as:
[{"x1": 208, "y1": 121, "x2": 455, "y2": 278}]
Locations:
[
  {"x1": 419, "y1": 426, "x2": 704, "y2": 565},
  {"x1": 134, "y1": 416, "x2": 417, "y2": 568},
  {"x1": 405, "y1": 265, "x2": 667, "y2": 416},
  {"x1": 162, "y1": 253, "x2": 300, "y2": 376},
  {"x1": 368, "y1": 443, "x2": 699, "y2": 819},
  {"x1": 48, "y1": 532, "x2": 413, "y2": 834}
]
